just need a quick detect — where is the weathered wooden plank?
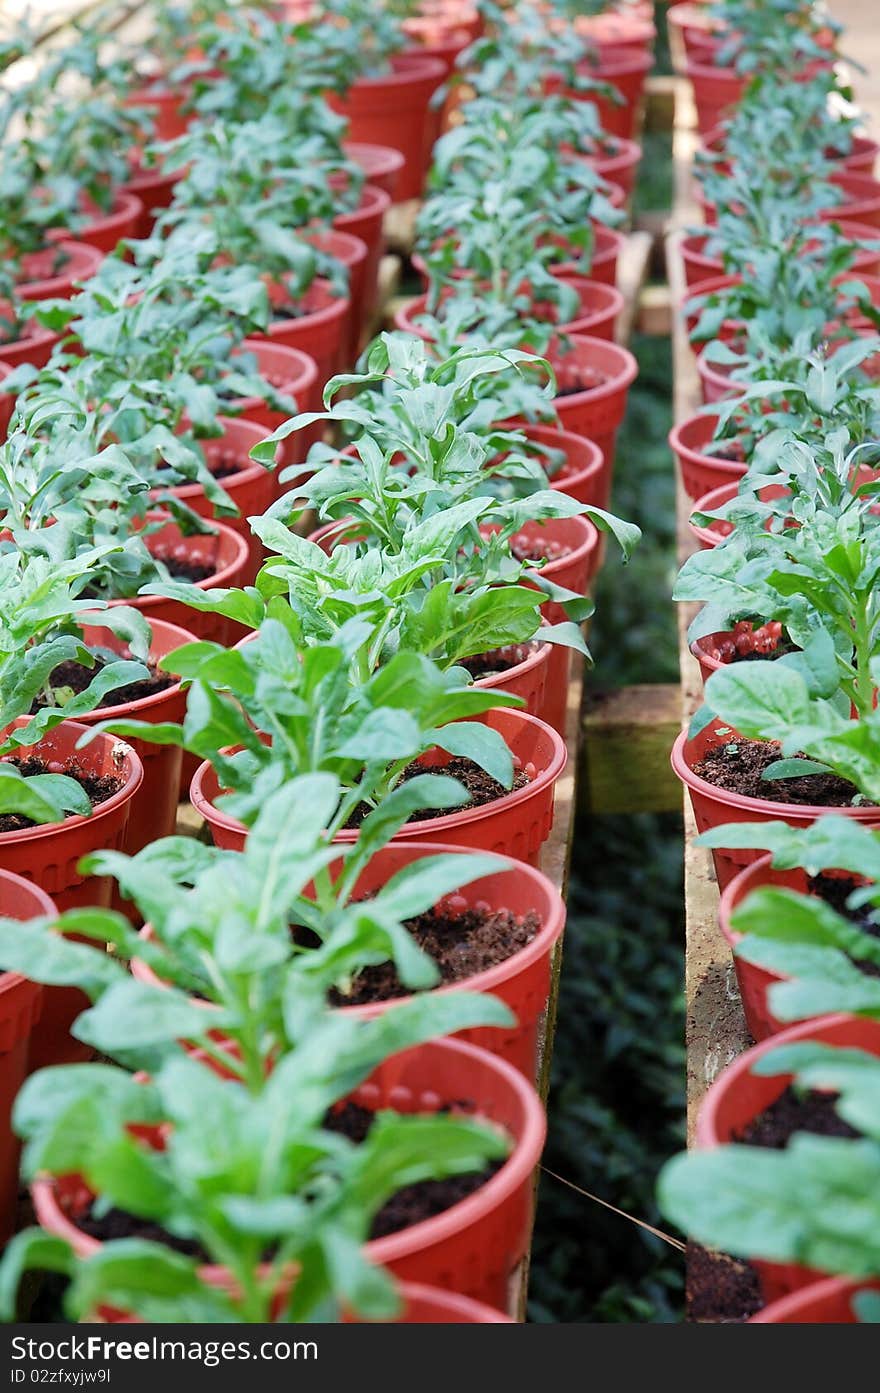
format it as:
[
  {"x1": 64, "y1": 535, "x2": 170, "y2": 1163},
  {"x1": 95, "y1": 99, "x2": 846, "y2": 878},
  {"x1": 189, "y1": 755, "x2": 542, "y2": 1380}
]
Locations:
[
  {"x1": 581, "y1": 683, "x2": 680, "y2": 814},
  {"x1": 614, "y1": 229, "x2": 653, "y2": 346}
]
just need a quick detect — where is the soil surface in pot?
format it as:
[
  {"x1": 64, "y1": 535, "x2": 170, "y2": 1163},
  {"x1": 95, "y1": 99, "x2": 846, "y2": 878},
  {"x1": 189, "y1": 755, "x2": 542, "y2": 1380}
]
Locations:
[
  {"x1": 153, "y1": 553, "x2": 216, "y2": 584},
  {"x1": 327, "y1": 903, "x2": 542, "y2": 1006},
  {"x1": 510, "y1": 535, "x2": 575, "y2": 564},
  {"x1": 0, "y1": 756, "x2": 123, "y2": 834},
  {"x1": 736, "y1": 1085, "x2": 862, "y2": 1148},
  {"x1": 31, "y1": 659, "x2": 174, "y2": 712},
  {"x1": 344, "y1": 756, "x2": 531, "y2": 829},
  {"x1": 687, "y1": 1242, "x2": 764, "y2": 1324},
  {"x1": 460, "y1": 641, "x2": 541, "y2": 680},
  {"x1": 694, "y1": 738, "x2": 872, "y2": 808},
  {"x1": 809, "y1": 873, "x2": 880, "y2": 978}
]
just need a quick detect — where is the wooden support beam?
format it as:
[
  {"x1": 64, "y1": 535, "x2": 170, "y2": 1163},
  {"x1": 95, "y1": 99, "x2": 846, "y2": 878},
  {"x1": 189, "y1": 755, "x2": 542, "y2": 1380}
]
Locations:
[{"x1": 581, "y1": 683, "x2": 681, "y2": 814}]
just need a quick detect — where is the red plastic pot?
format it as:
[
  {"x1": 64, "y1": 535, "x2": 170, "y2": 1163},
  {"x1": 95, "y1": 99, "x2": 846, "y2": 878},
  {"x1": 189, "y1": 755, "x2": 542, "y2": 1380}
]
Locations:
[
  {"x1": 696, "y1": 344, "x2": 744, "y2": 404},
  {"x1": 701, "y1": 124, "x2": 879, "y2": 178},
  {"x1": 0, "y1": 719, "x2": 142, "y2": 1069},
  {"x1": 134, "y1": 841, "x2": 565, "y2": 1080},
  {"x1": 192, "y1": 707, "x2": 567, "y2": 869},
  {"x1": 0, "y1": 872, "x2": 53, "y2": 1242},
  {"x1": 0, "y1": 363, "x2": 13, "y2": 439},
  {"x1": 570, "y1": 9, "x2": 655, "y2": 54},
  {"x1": 667, "y1": 2, "x2": 719, "y2": 64},
  {"x1": 518, "y1": 421, "x2": 605, "y2": 509},
  {"x1": 394, "y1": 276, "x2": 624, "y2": 347},
  {"x1": 546, "y1": 224, "x2": 627, "y2": 288},
  {"x1": 696, "y1": 1013, "x2": 880, "y2": 1303},
  {"x1": 228, "y1": 338, "x2": 320, "y2": 473},
  {"x1": 684, "y1": 270, "x2": 880, "y2": 348},
  {"x1": 687, "y1": 479, "x2": 738, "y2": 549},
  {"x1": 260, "y1": 277, "x2": 350, "y2": 390},
  {"x1": 33, "y1": 1036, "x2": 545, "y2": 1313},
  {"x1": 670, "y1": 411, "x2": 746, "y2": 500},
  {"x1": 328, "y1": 54, "x2": 447, "y2": 203},
  {"x1": 122, "y1": 162, "x2": 183, "y2": 237},
  {"x1": 562, "y1": 48, "x2": 653, "y2": 142},
  {"x1": 47, "y1": 192, "x2": 142, "y2": 255},
  {"x1": 16, "y1": 241, "x2": 103, "y2": 303},
  {"x1": 685, "y1": 57, "x2": 744, "y2": 136},
  {"x1": 751, "y1": 1276, "x2": 880, "y2": 1324},
  {"x1": 123, "y1": 85, "x2": 193, "y2": 142},
  {"x1": 671, "y1": 719, "x2": 880, "y2": 892},
  {"x1": 342, "y1": 141, "x2": 405, "y2": 200},
  {"x1": 152, "y1": 417, "x2": 274, "y2": 586},
  {"x1": 0, "y1": 305, "x2": 60, "y2": 370},
  {"x1": 114, "y1": 517, "x2": 250, "y2": 647},
  {"x1": 301, "y1": 229, "x2": 368, "y2": 366},
  {"x1": 579, "y1": 137, "x2": 642, "y2": 200},
  {"x1": 540, "y1": 336, "x2": 639, "y2": 509},
  {"x1": 74, "y1": 619, "x2": 191, "y2": 858},
  {"x1": 826, "y1": 171, "x2": 880, "y2": 230},
  {"x1": 334, "y1": 184, "x2": 392, "y2": 329},
  {"x1": 718, "y1": 854, "x2": 816, "y2": 1042}
]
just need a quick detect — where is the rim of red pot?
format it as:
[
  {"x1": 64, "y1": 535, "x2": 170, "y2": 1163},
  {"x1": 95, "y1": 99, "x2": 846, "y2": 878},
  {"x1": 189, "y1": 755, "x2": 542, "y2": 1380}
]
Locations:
[
  {"x1": 342, "y1": 141, "x2": 406, "y2": 183},
  {"x1": 581, "y1": 45, "x2": 653, "y2": 78},
  {"x1": 191, "y1": 708, "x2": 567, "y2": 842},
  {"x1": 0, "y1": 869, "x2": 58, "y2": 994},
  {"x1": 717, "y1": 850, "x2": 786, "y2": 959},
  {"x1": 515, "y1": 420, "x2": 604, "y2": 495},
  {"x1": 394, "y1": 279, "x2": 624, "y2": 341},
  {"x1": 74, "y1": 616, "x2": 194, "y2": 722},
  {"x1": 46, "y1": 191, "x2": 143, "y2": 246},
  {"x1": 349, "y1": 51, "x2": 447, "y2": 90},
  {"x1": 548, "y1": 333, "x2": 639, "y2": 405},
  {"x1": 303, "y1": 228, "x2": 367, "y2": 273},
  {"x1": 695, "y1": 1012, "x2": 880, "y2": 1149},
  {"x1": 696, "y1": 343, "x2": 745, "y2": 400},
  {"x1": 132, "y1": 838, "x2": 565, "y2": 1013},
  {"x1": 0, "y1": 718, "x2": 144, "y2": 848},
  {"x1": 231, "y1": 337, "x2": 320, "y2": 409},
  {"x1": 671, "y1": 721, "x2": 880, "y2": 822},
  {"x1": 333, "y1": 183, "x2": 393, "y2": 230},
  {"x1": 17, "y1": 240, "x2": 104, "y2": 301},
  {"x1": 748, "y1": 1275, "x2": 877, "y2": 1324},
  {"x1": 688, "y1": 478, "x2": 739, "y2": 546},
  {"x1": 32, "y1": 1035, "x2": 547, "y2": 1276},
  {"x1": 0, "y1": 305, "x2": 59, "y2": 359},
  {"x1": 122, "y1": 515, "x2": 250, "y2": 610},
  {"x1": 153, "y1": 416, "x2": 270, "y2": 506},
  {"x1": 267, "y1": 276, "x2": 350, "y2": 334}
]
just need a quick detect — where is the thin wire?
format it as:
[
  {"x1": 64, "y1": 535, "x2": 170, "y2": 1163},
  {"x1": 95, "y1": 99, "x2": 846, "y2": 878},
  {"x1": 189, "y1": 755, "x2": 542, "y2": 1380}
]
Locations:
[{"x1": 539, "y1": 1166, "x2": 687, "y2": 1252}]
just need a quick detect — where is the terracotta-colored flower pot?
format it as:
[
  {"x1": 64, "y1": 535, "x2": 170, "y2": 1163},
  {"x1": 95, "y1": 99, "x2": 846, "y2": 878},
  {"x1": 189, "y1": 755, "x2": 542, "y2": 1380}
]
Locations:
[
  {"x1": 122, "y1": 162, "x2": 183, "y2": 237},
  {"x1": 300, "y1": 228, "x2": 368, "y2": 366},
  {"x1": 0, "y1": 871, "x2": 53, "y2": 1242},
  {"x1": 718, "y1": 854, "x2": 815, "y2": 1043},
  {"x1": 226, "y1": 338, "x2": 320, "y2": 474},
  {"x1": 123, "y1": 85, "x2": 193, "y2": 142},
  {"x1": 133, "y1": 840, "x2": 565, "y2": 1080},
  {"x1": 334, "y1": 184, "x2": 392, "y2": 334},
  {"x1": 541, "y1": 336, "x2": 639, "y2": 509},
  {"x1": 74, "y1": 619, "x2": 191, "y2": 858},
  {"x1": 560, "y1": 47, "x2": 653, "y2": 142},
  {"x1": 328, "y1": 54, "x2": 447, "y2": 202},
  {"x1": 686, "y1": 479, "x2": 738, "y2": 549},
  {"x1": 47, "y1": 192, "x2": 142, "y2": 255},
  {"x1": 16, "y1": 241, "x2": 103, "y2": 302},
  {"x1": 33, "y1": 1036, "x2": 546, "y2": 1313},
  {"x1": 151, "y1": 416, "x2": 273, "y2": 586},
  {"x1": 351, "y1": 1281, "x2": 513, "y2": 1323},
  {"x1": 578, "y1": 136, "x2": 643, "y2": 200},
  {"x1": 260, "y1": 277, "x2": 350, "y2": 390},
  {"x1": 342, "y1": 141, "x2": 405, "y2": 199},
  {"x1": 516, "y1": 421, "x2": 605, "y2": 508},
  {"x1": 671, "y1": 719, "x2": 880, "y2": 892},
  {"x1": 670, "y1": 410, "x2": 746, "y2": 500},
  {"x1": 827, "y1": 171, "x2": 880, "y2": 230},
  {"x1": 696, "y1": 344, "x2": 744, "y2": 404},
  {"x1": 0, "y1": 719, "x2": 143, "y2": 1069},
  {"x1": 113, "y1": 516, "x2": 250, "y2": 647},
  {"x1": 751, "y1": 1276, "x2": 880, "y2": 1324},
  {"x1": 680, "y1": 222, "x2": 880, "y2": 289},
  {"x1": 685, "y1": 57, "x2": 744, "y2": 135},
  {"x1": 0, "y1": 305, "x2": 60, "y2": 370},
  {"x1": 696, "y1": 1013, "x2": 880, "y2": 1303},
  {"x1": 192, "y1": 707, "x2": 566, "y2": 868}
]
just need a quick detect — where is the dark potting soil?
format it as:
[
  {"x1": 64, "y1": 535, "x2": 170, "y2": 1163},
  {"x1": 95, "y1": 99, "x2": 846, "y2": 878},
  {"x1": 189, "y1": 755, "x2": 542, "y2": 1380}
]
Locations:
[
  {"x1": 687, "y1": 1242, "x2": 764, "y2": 1323},
  {"x1": 694, "y1": 738, "x2": 871, "y2": 808},
  {"x1": 459, "y1": 641, "x2": 540, "y2": 680},
  {"x1": 711, "y1": 439, "x2": 748, "y2": 463},
  {"x1": 0, "y1": 756, "x2": 123, "y2": 834},
  {"x1": 31, "y1": 659, "x2": 174, "y2": 712},
  {"x1": 77, "y1": 1205, "x2": 206, "y2": 1260},
  {"x1": 510, "y1": 536, "x2": 574, "y2": 564},
  {"x1": 323, "y1": 1101, "x2": 502, "y2": 1241},
  {"x1": 328, "y1": 903, "x2": 541, "y2": 1007},
  {"x1": 736, "y1": 1084, "x2": 862, "y2": 1148},
  {"x1": 810, "y1": 872, "x2": 880, "y2": 977},
  {"x1": 345, "y1": 756, "x2": 530, "y2": 830},
  {"x1": 154, "y1": 553, "x2": 215, "y2": 584}
]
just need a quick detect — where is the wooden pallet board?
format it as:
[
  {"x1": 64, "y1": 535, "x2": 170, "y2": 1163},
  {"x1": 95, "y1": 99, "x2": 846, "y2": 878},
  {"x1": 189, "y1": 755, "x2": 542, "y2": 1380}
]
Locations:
[{"x1": 668, "y1": 77, "x2": 752, "y2": 1142}]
